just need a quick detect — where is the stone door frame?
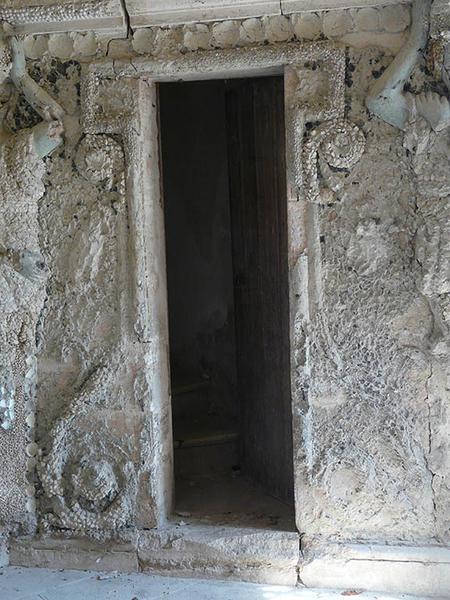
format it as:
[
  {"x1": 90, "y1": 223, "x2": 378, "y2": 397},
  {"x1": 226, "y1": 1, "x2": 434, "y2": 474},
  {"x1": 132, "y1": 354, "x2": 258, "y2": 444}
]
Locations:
[{"x1": 80, "y1": 41, "x2": 346, "y2": 529}]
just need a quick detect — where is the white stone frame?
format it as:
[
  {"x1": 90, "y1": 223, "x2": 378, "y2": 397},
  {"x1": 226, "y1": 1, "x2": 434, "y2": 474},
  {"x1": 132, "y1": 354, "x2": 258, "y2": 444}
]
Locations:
[{"x1": 80, "y1": 41, "x2": 346, "y2": 529}]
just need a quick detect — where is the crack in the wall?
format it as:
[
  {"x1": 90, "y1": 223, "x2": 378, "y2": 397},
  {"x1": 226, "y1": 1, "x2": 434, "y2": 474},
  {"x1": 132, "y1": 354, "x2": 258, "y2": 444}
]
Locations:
[
  {"x1": 120, "y1": 0, "x2": 132, "y2": 36},
  {"x1": 296, "y1": 534, "x2": 305, "y2": 586},
  {"x1": 346, "y1": 557, "x2": 450, "y2": 565},
  {"x1": 424, "y1": 361, "x2": 438, "y2": 519},
  {"x1": 412, "y1": 198, "x2": 439, "y2": 536}
]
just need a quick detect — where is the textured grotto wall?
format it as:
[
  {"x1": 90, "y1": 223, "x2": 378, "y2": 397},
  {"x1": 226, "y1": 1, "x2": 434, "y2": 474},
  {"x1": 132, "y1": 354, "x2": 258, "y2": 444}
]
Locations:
[
  {"x1": 0, "y1": 55, "x2": 157, "y2": 539},
  {"x1": 0, "y1": 1, "x2": 448, "y2": 551},
  {"x1": 298, "y1": 46, "x2": 449, "y2": 545}
]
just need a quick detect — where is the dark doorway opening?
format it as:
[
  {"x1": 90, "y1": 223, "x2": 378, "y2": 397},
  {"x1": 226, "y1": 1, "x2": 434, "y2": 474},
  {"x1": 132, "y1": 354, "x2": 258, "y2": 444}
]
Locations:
[{"x1": 159, "y1": 77, "x2": 294, "y2": 530}]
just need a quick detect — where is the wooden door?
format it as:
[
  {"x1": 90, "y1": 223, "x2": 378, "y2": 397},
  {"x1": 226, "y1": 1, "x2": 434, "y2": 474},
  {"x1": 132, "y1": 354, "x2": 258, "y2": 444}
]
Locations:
[{"x1": 226, "y1": 76, "x2": 294, "y2": 504}]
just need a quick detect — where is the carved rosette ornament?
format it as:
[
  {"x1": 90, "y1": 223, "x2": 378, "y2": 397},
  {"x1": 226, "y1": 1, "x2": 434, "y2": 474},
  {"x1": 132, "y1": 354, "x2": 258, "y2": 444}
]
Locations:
[
  {"x1": 303, "y1": 119, "x2": 366, "y2": 204},
  {"x1": 38, "y1": 367, "x2": 136, "y2": 536}
]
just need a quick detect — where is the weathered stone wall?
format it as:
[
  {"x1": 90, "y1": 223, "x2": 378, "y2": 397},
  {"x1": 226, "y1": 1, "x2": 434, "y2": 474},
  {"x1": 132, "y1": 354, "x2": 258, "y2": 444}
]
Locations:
[
  {"x1": 0, "y1": 0, "x2": 449, "y2": 561},
  {"x1": 300, "y1": 46, "x2": 449, "y2": 545}
]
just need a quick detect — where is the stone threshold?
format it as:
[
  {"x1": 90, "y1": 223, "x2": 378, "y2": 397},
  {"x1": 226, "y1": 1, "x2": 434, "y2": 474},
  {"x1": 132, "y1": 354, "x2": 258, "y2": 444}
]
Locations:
[
  {"x1": 8, "y1": 532, "x2": 450, "y2": 596},
  {"x1": 9, "y1": 523, "x2": 300, "y2": 586},
  {"x1": 300, "y1": 540, "x2": 450, "y2": 598}
]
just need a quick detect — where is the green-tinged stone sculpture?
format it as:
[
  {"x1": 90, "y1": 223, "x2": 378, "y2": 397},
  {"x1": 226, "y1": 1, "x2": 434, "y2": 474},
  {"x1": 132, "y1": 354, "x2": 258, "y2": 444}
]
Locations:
[
  {"x1": 0, "y1": 26, "x2": 64, "y2": 431},
  {"x1": 367, "y1": 0, "x2": 450, "y2": 132}
]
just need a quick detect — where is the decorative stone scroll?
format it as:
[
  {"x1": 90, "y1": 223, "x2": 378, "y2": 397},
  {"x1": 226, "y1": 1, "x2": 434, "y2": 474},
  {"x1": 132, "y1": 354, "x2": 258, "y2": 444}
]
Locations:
[
  {"x1": 303, "y1": 119, "x2": 366, "y2": 204},
  {"x1": 283, "y1": 46, "x2": 364, "y2": 204}
]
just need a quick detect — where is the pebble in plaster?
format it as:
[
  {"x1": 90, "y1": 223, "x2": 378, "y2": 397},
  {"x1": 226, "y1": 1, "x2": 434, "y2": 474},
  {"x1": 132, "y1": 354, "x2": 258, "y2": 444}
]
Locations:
[
  {"x1": 263, "y1": 15, "x2": 293, "y2": 43},
  {"x1": 353, "y1": 7, "x2": 380, "y2": 33},
  {"x1": 239, "y1": 19, "x2": 265, "y2": 45},
  {"x1": 0, "y1": 35, "x2": 11, "y2": 79},
  {"x1": 288, "y1": 61, "x2": 343, "y2": 120},
  {"x1": 23, "y1": 35, "x2": 48, "y2": 60},
  {"x1": 0, "y1": 1, "x2": 115, "y2": 27},
  {"x1": 291, "y1": 13, "x2": 322, "y2": 41},
  {"x1": 152, "y1": 27, "x2": 184, "y2": 56},
  {"x1": 366, "y1": 0, "x2": 450, "y2": 334},
  {"x1": 34, "y1": 98, "x2": 141, "y2": 536},
  {"x1": 184, "y1": 24, "x2": 211, "y2": 51},
  {"x1": 296, "y1": 36, "x2": 450, "y2": 543},
  {"x1": 124, "y1": 6, "x2": 411, "y2": 59},
  {"x1": 324, "y1": 466, "x2": 364, "y2": 505},
  {"x1": 307, "y1": 202, "x2": 436, "y2": 538},
  {"x1": 38, "y1": 365, "x2": 137, "y2": 537},
  {"x1": 322, "y1": 10, "x2": 354, "y2": 38},
  {"x1": 211, "y1": 21, "x2": 240, "y2": 49},
  {"x1": 346, "y1": 220, "x2": 390, "y2": 277},
  {"x1": 14, "y1": 4, "x2": 413, "y2": 62},
  {"x1": 415, "y1": 195, "x2": 450, "y2": 298},
  {"x1": 72, "y1": 32, "x2": 97, "y2": 58},
  {"x1": 131, "y1": 28, "x2": 155, "y2": 55},
  {"x1": 47, "y1": 33, "x2": 74, "y2": 60},
  {"x1": 7, "y1": 19, "x2": 446, "y2": 552},
  {"x1": 380, "y1": 4, "x2": 411, "y2": 34}
]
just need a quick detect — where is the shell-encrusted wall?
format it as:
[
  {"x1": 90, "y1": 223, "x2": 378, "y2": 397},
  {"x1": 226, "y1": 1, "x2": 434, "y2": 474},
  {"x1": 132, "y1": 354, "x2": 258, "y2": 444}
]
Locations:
[
  {"x1": 0, "y1": 0, "x2": 449, "y2": 562},
  {"x1": 20, "y1": 5, "x2": 411, "y2": 61}
]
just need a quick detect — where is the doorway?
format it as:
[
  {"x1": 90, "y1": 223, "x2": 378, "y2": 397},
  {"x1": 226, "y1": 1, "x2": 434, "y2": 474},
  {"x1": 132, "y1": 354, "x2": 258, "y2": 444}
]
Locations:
[{"x1": 159, "y1": 77, "x2": 294, "y2": 530}]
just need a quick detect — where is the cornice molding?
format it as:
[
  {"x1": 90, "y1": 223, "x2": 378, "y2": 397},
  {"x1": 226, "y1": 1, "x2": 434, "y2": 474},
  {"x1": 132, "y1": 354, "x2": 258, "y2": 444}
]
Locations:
[
  {"x1": 128, "y1": 0, "x2": 409, "y2": 27},
  {"x1": 0, "y1": 0, "x2": 126, "y2": 34},
  {"x1": 1, "y1": 0, "x2": 412, "y2": 35}
]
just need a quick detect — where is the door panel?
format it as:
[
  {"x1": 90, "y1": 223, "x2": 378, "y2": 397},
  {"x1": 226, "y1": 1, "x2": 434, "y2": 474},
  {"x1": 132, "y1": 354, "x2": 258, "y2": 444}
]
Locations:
[{"x1": 226, "y1": 76, "x2": 294, "y2": 503}]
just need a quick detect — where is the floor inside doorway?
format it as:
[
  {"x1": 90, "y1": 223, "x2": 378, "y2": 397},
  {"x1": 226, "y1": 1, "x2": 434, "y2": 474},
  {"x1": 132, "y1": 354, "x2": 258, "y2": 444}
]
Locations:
[{"x1": 174, "y1": 470, "x2": 295, "y2": 531}]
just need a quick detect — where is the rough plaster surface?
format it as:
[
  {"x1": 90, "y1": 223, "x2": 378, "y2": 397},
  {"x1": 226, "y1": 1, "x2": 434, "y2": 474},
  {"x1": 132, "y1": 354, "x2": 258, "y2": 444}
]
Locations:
[
  {"x1": 0, "y1": 55, "x2": 157, "y2": 539},
  {"x1": 292, "y1": 43, "x2": 450, "y2": 545},
  {"x1": 0, "y1": 128, "x2": 48, "y2": 533},
  {"x1": 0, "y1": 3, "x2": 449, "y2": 596}
]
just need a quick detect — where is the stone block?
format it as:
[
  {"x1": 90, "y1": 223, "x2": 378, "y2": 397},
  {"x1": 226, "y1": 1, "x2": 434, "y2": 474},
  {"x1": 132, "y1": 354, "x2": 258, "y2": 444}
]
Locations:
[
  {"x1": 138, "y1": 523, "x2": 299, "y2": 585},
  {"x1": 9, "y1": 537, "x2": 139, "y2": 572},
  {"x1": 380, "y1": 4, "x2": 411, "y2": 33},
  {"x1": 322, "y1": 9, "x2": 354, "y2": 38},
  {"x1": 184, "y1": 24, "x2": 212, "y2": 51},
  {"x1": 292, "y1": 13, "x2": 322, "y2": 40},
  {"x1": 354, "y1": 7, "x2": 380, "y2": 32},
  {"x1": 211, "y1": 21, "x2": 240, "y2": 48},
  {"x1": 240, "y1": 18, "x2": 265, "y2": 44},
  {"x1": 263, "y1": 15, "x2": 294, "y2": 43}
]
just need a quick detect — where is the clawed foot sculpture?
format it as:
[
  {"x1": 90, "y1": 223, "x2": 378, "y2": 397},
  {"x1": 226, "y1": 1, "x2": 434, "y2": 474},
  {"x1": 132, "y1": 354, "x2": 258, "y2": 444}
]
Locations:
[{"x1": 414, "y1": 91, "x2": 450, "y2": 132}]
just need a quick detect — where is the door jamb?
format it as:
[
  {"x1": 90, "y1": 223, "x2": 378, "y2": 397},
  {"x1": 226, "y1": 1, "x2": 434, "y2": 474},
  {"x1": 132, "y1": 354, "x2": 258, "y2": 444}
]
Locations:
[{"x1": 80, "y1": 41, "x2": 347, "y2": 530}]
